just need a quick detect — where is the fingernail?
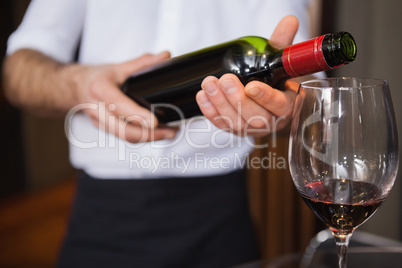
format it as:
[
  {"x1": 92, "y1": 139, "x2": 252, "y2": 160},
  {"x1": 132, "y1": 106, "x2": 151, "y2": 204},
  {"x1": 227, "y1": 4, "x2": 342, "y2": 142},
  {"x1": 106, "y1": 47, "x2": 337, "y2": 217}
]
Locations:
[
  {"x1": 197, "y1": 92, "x2": 212, "y2": 107},
  {"x1": 203, "y1": 81, "x2": 218, "y2": 96},
  {"x1": 221, "y1": 79, "x2": 237, "y2": 94},
  {"x1": 247, "y1": 87, "x2": 263, "y2": 98}
]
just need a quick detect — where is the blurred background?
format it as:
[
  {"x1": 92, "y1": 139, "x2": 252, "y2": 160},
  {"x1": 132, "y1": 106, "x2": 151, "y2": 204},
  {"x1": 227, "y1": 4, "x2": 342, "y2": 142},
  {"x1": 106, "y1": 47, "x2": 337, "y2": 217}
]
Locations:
[{"x1": 0, "y1": 0, "x2": 401, "y2": 267}]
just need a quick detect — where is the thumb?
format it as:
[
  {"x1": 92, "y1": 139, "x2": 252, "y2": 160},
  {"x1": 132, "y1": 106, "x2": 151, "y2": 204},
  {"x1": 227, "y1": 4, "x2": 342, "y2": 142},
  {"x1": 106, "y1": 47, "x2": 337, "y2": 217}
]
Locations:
[{"x1": 270, "y1": 15, "x2": 299, "y2": 49}]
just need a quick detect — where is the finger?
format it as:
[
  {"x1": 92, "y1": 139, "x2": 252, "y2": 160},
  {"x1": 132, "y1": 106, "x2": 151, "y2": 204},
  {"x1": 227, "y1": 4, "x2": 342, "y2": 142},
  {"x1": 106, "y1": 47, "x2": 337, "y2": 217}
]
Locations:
[
  {"x1": 270, "y1": 15, "x2": 299, "y2": 48},
  {"x1": 88, "y1": 105, "x2": 177, "y2": 143},
  {"x1": 196, "y1": 90, "x2": 229, "y2": 129},
  {"x1": 88, "y1": 77, "x2": 160, "y2": 128},
  {"x1": 245, "y1": 80, "x2": 298, "y2": 118},
  {"x1": 200, "y1": 76, "x2": 245, "y2": 131},
  {"x1": 195, "y1": 90, "x2": 218, "y2": 119},
  {"x1": 115, "y1": 51, "x2": 171, "y2": 82},
  {"x1": 218, "y1": 74, "x2": 271, "y2": 129},
  {"x1": 196, "y1": 82, "x2": 233, "y2": 131},
  {"x1": 119, "y1": 116, "x2": 177, "y2": 143}
]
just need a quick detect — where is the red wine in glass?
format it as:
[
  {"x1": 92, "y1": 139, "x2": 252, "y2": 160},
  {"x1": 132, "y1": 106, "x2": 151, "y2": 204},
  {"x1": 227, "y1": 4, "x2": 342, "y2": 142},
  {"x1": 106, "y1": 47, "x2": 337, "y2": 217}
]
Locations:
[{"x1": 300, "y1": 179, "x2": 384, "y2": 234}]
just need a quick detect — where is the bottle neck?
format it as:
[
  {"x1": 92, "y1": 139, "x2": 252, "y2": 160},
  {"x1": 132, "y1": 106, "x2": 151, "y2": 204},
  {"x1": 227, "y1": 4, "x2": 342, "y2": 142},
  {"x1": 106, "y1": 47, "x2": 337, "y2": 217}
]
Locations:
[
  {"x1": 281, "y1": 32, "x2": 356, "y2": 77},
  {"x1": 322, "y1": 32, "x2": 356, "y2": 67},
  {"x1": 282, "y1": 34, "x2": 330, "y2": 77}
]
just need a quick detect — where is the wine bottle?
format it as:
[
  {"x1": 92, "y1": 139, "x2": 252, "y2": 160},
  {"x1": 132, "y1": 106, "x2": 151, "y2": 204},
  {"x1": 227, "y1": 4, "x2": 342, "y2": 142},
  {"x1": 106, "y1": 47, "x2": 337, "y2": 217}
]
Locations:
[{"x1": 122, "y1": 32, "x2": 356, "y2": 123}]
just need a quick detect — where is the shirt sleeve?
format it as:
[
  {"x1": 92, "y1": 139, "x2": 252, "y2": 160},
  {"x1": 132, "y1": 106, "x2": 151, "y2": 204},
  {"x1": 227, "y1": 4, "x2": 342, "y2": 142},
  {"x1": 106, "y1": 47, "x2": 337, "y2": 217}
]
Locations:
[{"x1": 6, "y1": 0, "x2": 86, "y2": 63}]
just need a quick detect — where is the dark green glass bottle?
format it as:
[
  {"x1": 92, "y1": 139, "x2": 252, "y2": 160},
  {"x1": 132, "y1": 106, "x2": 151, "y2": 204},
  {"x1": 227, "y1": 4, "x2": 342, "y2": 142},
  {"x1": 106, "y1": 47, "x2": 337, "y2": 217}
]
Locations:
[{"x1": 122, "y1": 32, "x2": 356, "y2": 123}]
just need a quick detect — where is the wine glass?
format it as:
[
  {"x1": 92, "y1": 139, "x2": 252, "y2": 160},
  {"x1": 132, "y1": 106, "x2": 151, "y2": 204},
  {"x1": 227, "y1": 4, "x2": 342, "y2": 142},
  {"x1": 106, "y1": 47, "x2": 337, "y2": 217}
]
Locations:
[{"x1": 288, "y1": 77, "x2": 399, "y2": 268}]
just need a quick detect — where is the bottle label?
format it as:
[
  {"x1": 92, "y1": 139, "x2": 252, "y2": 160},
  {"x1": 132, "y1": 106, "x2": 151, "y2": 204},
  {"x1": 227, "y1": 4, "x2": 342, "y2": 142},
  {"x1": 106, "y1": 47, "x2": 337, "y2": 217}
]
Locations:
[{"x1": 282, "y1": 35, "x2": 330, "y2": 77}]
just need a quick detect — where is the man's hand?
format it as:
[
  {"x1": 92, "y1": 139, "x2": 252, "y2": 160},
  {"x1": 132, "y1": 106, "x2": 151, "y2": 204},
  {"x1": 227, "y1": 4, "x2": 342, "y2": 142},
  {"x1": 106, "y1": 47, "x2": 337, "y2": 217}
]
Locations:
[
  {"x1": 75, "y1": 52, "x2": 178, "y2": 143},
  {"x1": 3, "y1": 50, "x2": 177, "y2": 143},
  {"x1": 195, "y1": 15, "x2": 300, "y2": 137}
]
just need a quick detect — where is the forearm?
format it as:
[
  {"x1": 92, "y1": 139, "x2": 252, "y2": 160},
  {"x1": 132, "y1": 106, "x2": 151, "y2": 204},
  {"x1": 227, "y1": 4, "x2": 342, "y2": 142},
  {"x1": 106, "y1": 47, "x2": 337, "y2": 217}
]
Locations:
[{"x1": 2, "y1": 49, "x2": 85, "y2": 117}]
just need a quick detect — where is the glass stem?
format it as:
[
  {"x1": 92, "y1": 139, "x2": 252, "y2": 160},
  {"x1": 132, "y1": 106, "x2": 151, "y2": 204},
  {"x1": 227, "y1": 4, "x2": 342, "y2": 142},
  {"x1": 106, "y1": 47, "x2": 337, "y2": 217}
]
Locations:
[{"x1": 332, "y1": 232, "x2": 352, "y2": 268}]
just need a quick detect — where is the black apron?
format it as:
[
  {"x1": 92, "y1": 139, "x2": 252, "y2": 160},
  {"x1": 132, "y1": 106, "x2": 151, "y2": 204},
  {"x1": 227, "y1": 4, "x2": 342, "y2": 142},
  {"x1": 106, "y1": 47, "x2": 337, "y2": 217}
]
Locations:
[{"x1": 57, "y1": 169, "x2": 259, "y2": 268}]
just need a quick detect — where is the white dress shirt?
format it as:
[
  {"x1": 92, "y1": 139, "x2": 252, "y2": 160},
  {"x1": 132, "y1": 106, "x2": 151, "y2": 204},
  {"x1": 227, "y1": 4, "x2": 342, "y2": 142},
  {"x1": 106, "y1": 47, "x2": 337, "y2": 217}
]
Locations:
[{"x1": 7, "y1": 0, "x2": 311, "y2": 179}]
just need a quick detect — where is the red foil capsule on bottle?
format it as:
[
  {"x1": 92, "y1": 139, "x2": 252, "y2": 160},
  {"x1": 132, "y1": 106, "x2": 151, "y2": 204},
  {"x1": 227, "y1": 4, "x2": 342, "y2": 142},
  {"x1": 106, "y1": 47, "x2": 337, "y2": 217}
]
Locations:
[{"x1": 282, "y1": 35, "x2": 331, "y2": 77}]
